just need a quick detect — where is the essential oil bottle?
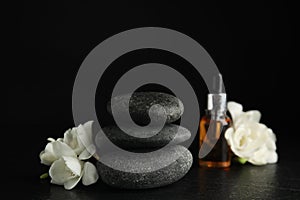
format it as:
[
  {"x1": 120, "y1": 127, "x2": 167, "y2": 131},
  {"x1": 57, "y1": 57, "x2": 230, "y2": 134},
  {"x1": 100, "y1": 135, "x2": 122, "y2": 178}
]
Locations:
[{"x1": 199, "y1": 74, "x2": 231, "y2": 168}]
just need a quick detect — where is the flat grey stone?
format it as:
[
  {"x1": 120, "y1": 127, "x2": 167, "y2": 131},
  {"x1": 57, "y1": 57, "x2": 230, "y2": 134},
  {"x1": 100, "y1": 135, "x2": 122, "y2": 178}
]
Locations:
[
  {"x1": 107, "y1": 92, "x2": 184, "y2": 125},
  {"x1": 97, "y1": 145, "x2": 193, "y2": 189},
  {"x1": 102, "y1": 124, "x2": 191, "y2": 149}
]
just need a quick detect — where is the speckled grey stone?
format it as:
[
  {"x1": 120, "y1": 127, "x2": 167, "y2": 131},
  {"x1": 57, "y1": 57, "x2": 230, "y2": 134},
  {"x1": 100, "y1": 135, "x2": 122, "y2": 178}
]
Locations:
[
  {"x1": 102, "y1": 124, "x2": 191, "y2": 149},
  {"x1": 107, "y1": 92, "x2": 184, "y2": 125},
  {"x1": 97, "y1": 145, "x2": 193, "y2": 189}
]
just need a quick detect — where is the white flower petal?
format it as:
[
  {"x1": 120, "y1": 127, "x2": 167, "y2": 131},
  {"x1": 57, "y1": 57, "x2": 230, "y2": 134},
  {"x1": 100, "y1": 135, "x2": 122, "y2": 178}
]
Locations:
[
  {"x1": 266, "y1": 128, "x2": 277, "y2": 142},
  {"x1": 82, "y1": 162, "x2": 99, "y2": 186},
  {"x1": 77, "y1": 124, "x2": 93, "y2": 146},
  {"x1": 49, "y1": 157, "x2": 84, "y2": 190},
  {"x1": 233, "y1": 126, "x2": 249, "y2": 149},
  {"x1": 248, "y1": 147, "x2": 268, "y2": 165},
  {"x1": 40, "y1": 141, "x2": 75, "y2": 166},
  {"x1": 77, "y1": 121, "x2": 94, "y2": 158},
  {"x1": 224, "y1": 127, "x2": 234, "y2": 145},
  {"x1": 79, "y1": 149, "x2": 93, "y2": 160},
  {"x1": 47, "y1": 138, "x2": 56, "y2": 142},
  {"x1": 267, "y1": 151, "x2": 278, "y2": 163},
  {"x1": 247, "y1": 144, "x2": 278, "y2": 165},
  {"x1": 40, "y1": 150, "x2": 56, "y2": 166},
  {"x1": 63, "y1": 122, "x2": 94, "y2": 157},
  {"x1": 227, "y1": 101, "x2": 243, "y2": 122},
  {"x1": 64, "y1": 177, "x2": 82, "y2": 190},
  {"x1": 245, "y1": 110, "x2": 261, "y2": 123},
  {"x1": 50, "y1": 179, "x2": 61, "y2": 185},
  {"x1": 83, "y1": 121, "x2": 93, "y2": 137},
  {"x1": 63, "y1": 128, "x2": 84, "y2": 154},
  {"x1": 52, "y1": 141, "x2": 76, "y2": 158},
  {"x1": 62, "y1": 156, "x2": 82, "y2": 176},
  {"x1": 75, "y1": 125, "x2": 87, "y2": 152},
  {"x1": 49, "y1": 158, "x2": 75, "y2": 184},
  {"x1": 63, "y1": 129, "x2": 73, "y2": 144},
  {"x1": 265, "y1": 133, "x2": 277, "y2": 150}
]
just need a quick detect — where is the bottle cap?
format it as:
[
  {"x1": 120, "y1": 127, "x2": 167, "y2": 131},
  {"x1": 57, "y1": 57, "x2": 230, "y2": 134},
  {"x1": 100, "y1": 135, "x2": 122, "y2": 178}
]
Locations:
[
  {"x1": 207, "y1": 73, "x2": 227, "y2": 113},
  {"x1": 207, "y1": 93, "x2": 227, "y2": 112}
]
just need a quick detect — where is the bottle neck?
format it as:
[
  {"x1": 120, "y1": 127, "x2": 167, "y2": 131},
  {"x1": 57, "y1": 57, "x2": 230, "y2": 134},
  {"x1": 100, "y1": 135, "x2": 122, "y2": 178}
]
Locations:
[{"x1": 206, "y1": 109, "x2": 227, "y2": 121}]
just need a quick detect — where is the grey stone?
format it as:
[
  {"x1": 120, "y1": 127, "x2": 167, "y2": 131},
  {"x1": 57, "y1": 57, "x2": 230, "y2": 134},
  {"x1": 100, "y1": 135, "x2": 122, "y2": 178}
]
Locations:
[
  {"x1": 102, "y1": 124, "x2": 191, "y2": 149},
  {"x1": 107, "y1": 92, "x2": 184, "y2": 125},
  {"x1": 97, "y1": 145, "x2": 193, "y2": 189}
]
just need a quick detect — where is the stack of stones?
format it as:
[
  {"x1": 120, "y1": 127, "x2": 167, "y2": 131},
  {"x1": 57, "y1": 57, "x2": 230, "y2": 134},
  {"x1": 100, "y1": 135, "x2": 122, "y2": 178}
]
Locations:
[{"x1": 97, "y1": 92, "x2": 193, "y2": 189}]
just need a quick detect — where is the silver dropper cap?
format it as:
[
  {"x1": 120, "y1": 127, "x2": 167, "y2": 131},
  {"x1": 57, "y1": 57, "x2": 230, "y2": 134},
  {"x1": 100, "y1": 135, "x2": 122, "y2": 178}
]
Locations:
[{"x1": 207, "y1": 73, "x2": 227, "y2": 114}]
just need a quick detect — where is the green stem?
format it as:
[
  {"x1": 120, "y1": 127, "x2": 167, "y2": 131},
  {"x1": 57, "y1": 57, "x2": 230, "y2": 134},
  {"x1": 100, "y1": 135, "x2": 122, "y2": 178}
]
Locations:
[
  {"x1": 234, "y1": 157, "x2": 248, "y2": 164},
  {"x1": 40, "y1": 173, "x2": 49, "y2": 179}
]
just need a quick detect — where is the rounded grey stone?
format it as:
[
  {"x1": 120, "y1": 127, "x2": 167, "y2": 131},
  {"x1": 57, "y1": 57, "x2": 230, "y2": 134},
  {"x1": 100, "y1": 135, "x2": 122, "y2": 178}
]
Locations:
[
  {"x1": 97, "y1": 145, "x2": 193, "y2": 189},
  {"x1": 102, "y1": 124, "x2": 191, "y2": 149},
  {"x1": 107, "y1": 92, "x2": 184, "y2": 125}
]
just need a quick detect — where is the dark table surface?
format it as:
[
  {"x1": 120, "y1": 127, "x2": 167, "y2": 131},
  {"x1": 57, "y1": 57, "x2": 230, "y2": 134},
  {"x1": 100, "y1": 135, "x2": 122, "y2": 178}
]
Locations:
[
  {"x1": 26, "y1": 160, "x2": 300, "y2": 200},
  {"x1": 7, "y1": 126, "x2": 300, "y2": 199},
  {"x1": 5, "y1": 125, "x2": 299, "y2": 200}
]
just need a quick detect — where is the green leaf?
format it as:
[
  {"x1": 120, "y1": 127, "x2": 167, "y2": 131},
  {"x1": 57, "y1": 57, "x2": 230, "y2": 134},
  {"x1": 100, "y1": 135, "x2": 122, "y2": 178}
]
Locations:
[
  {"x1": 234, "y1": 157, "x2": 248, "y2": 164},
  {"x1": 40, "y1": 173, "x2": 49, "y2": 179}
]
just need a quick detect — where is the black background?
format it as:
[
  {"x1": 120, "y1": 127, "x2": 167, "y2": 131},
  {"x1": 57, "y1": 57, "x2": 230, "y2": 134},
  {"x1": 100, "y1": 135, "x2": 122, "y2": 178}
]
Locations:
[{"x1": 6, "y1": 0, "x2": 298, "y2": 193}]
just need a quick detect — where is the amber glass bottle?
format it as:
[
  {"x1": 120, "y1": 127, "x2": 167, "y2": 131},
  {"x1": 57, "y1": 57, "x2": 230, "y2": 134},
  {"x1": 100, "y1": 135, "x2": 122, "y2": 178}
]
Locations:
[
  {"x1": 199, "y1": 109, "x2": 231, "y2": 167},
  {"x1": 199, "y1": 74, "x2": 232, "y2": 168}
]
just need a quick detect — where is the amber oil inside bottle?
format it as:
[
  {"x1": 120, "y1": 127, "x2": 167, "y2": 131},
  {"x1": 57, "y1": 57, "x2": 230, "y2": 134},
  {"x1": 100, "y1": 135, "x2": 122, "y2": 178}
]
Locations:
[{"x1": 199, "y1": 110, "x2": 232, "y2": 168}]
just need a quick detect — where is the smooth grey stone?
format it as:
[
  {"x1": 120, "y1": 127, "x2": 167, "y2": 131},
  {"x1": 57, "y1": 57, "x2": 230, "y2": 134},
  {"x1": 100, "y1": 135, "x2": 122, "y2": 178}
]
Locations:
[
  {"x1": 107, "y1": 92, "x2": 184, "y2": 125},
  {"x1": 102, "y1": 124, "x2": 191, "y2": 149},
  {"x1": 97, "y1": 145, "x2": 193, "y2": 189}
]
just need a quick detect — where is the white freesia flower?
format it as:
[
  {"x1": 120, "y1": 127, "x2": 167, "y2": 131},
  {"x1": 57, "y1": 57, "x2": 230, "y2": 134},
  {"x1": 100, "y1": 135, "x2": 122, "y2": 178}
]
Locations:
[
  {"x1": 39, "y1": 121, "x2": 99, "y2": 189},
  {"x1": 225, "y1": 101, "x2": 278, "y2": 165},
  {"x1": 49, "y1": 156, "x2": 98, "y2": 190},
  {"x1": 39, "y1": 141, "x2": 76, "y2": 166},
  {"x1": 63, "y1": 121, "x2": 95, "y2": 160}
]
